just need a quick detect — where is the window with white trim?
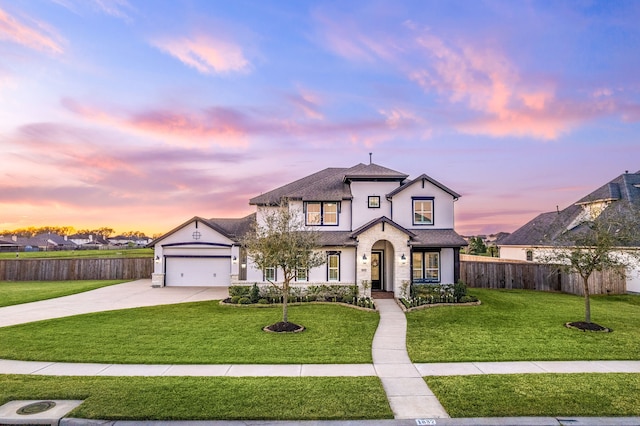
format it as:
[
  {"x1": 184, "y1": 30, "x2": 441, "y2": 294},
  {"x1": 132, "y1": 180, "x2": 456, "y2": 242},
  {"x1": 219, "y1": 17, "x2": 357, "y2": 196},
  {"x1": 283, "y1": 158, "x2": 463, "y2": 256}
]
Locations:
[
  {"x1": 296, "y1": 267, "x2": 308, "y2": 281},
  {"x1": 305, "y1": 202, "x2": 339, "y2": 226},
  {"x1": 412, "y1": 251, "x2": 440, "y2": 283},
  {"x1": 413, "y1": 197, "x2": 434, "y2": 225},
  {"x1": 264, "y1": 266, "x2": 277, "y2": 281},
  {"x1": 327, "y1": 252, "x2": 340, "y2": 281}
]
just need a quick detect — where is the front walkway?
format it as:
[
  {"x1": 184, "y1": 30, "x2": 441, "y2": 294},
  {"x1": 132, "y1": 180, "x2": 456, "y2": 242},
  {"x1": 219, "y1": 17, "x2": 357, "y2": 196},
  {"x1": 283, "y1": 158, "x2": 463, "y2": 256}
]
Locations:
[{"x1": 1, "y1": 282, "x2": 640, "y2": 421}]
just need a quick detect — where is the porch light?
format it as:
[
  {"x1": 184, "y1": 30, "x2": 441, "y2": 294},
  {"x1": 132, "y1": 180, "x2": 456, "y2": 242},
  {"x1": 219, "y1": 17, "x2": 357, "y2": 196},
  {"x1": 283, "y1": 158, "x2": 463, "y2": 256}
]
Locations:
[
  {"x1": 154, "y1": 255, "x2": 160, "y2": 263},
  {"x1": 362, "y1": 254, "x2": 368, "y2": 264},
  {"x1": 232, "y1": 256, "x2": 238, "y2": 264},
  {"x1": 400, "y1": 253, "x2": 407, "y2": 264}
]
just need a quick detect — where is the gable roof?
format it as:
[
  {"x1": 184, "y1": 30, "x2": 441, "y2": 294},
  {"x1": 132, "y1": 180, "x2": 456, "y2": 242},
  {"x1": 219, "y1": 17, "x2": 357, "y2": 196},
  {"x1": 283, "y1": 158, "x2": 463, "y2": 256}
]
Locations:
[
  {"x1": 351, "y1": 216, "x2": 416, "y2": 238},
  {"x1": 149, "y1": 215, "x2": 247, "y2": 247},
  {"x1": 249, "y1": 163, "x2": 409, "y2": 206},
  {"x1": 500, "y1": 170, "x2": 640, "y2": 247},
  {"x1": 386, "y1": 173, "x2": 461, "y2": 199}
]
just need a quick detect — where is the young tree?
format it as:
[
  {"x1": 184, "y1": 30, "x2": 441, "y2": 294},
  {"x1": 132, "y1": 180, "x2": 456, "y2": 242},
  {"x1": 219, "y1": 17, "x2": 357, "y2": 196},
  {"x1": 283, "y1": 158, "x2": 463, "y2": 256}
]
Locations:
[
  {"x1": 536, "y1": 200, "x2": 640, "y2": 325},
  {"x1": 241, "y1": 202, "x2": 325, "y2": 329}
]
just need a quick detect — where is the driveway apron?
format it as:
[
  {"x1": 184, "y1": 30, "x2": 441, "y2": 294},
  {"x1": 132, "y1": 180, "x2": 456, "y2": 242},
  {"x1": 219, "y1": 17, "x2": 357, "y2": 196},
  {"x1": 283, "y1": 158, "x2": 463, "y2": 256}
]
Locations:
[
  {"x1": 371, "y1": 298, "x2": 449, "y2": 419},
  {"x1": 0, "y1": 279, "x2": 228, "y2": 328}
]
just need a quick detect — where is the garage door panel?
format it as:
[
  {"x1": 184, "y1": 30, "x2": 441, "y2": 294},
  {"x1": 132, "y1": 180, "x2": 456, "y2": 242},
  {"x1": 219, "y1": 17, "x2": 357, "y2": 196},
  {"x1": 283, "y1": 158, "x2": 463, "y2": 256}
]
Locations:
[{"x1": 165, "y1": 257, "x2": 230, "y2": 286}]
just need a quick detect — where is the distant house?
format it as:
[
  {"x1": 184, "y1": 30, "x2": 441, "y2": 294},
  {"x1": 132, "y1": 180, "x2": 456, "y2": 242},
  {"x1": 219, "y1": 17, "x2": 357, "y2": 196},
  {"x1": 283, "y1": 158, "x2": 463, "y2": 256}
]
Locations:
[
  {"x1": 0, "y1": 233, "x2": 78, "y2": 251},
  {"x1": 0, "y1": 237, "x2": 19, "y2": 252},
  {"x1": 68, "y1": 233, "x2": 109, "y2": 249},
  {"x1": 109, "y1": 235, "x2": 152, "y2": 247},
  {"x1": 150, "y1": 162, "x2": 467, "y2": 297},
  {"x1": 499, "y1": 170, "x2": 640, "y2": 293}
]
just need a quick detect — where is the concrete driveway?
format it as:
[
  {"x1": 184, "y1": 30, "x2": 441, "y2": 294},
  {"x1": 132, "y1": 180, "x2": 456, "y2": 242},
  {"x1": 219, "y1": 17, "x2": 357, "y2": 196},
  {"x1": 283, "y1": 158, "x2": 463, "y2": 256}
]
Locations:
[{"x1": 0, "y1": 280, "x2": 228, "y2": 328}]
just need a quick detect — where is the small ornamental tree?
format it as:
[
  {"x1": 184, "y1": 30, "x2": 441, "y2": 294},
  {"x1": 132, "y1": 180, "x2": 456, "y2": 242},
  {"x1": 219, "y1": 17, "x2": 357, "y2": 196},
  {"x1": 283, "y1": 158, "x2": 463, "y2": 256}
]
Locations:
[
  {"x1": 241, "y1": 201, "x2": 325, "y2": 330},
  {"x1": 536, "y1": 200, "x2": 640, "y2": 326}
]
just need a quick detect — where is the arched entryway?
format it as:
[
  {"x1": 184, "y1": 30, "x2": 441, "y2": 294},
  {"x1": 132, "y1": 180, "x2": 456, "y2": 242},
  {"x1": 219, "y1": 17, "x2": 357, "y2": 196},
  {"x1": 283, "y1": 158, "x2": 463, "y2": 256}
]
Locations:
[{"x1": 371, "y1": 239, "x2": 395, "y2": 293}]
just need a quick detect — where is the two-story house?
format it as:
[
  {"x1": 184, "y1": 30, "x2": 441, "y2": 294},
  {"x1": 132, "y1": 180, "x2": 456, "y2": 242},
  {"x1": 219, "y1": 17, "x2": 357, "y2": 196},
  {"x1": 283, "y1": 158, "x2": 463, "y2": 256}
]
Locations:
[{"x1": 150, "y1": 163, "x2": 467, "y2": 297}]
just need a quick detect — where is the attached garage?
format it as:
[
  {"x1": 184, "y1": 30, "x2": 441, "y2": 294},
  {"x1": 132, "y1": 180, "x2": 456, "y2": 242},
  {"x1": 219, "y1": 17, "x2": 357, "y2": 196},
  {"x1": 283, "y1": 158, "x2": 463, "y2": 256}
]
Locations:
[{"x1": 165, "y1": 256, "x2": 230, "y2": 287}]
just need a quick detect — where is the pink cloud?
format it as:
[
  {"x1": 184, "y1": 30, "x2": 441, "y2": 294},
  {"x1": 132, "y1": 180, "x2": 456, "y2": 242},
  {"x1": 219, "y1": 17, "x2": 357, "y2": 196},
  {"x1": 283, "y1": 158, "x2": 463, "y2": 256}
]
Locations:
[
  {"x1": 286, "y1": 89, "x2": 324, "y2": 120},
  {"x1": 61, "y1": 96, "x2": 422, "y2": 149},
  {"x1": 0, "y1": 6, "x2": 64, "y2": 54},
  {"x1": 150, "y1": 33, "x2": 250, "y2": 74}
]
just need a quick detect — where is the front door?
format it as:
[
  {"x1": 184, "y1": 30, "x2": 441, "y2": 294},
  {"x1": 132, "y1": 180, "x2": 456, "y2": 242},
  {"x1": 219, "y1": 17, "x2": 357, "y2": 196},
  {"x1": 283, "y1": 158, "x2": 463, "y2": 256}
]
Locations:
[{"x1": 371, "y1": 251, "x2": 383, "y2": 290}]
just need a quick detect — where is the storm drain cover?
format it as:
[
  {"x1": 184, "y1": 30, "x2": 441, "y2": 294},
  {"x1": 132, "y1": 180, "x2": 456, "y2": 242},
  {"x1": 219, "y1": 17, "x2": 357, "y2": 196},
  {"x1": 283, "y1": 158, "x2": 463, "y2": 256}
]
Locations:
[
  {"x1": 16, "y1": 400, "x2": 57, "y2": 415},
  {"x1": 0, "y1": 400, "x2": 83, "y2": 424}
]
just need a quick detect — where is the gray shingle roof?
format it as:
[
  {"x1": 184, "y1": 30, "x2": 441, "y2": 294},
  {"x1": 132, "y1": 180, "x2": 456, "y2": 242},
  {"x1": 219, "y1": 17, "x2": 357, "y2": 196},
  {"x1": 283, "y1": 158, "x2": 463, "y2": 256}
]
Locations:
[
  {"x1": 410, "y1": 229, "x2": 469, "y2": 247},
  {"x1": 500, "y1": 170, "x2": 640, "y2": 247},
  {"x1": 206, "y1": 214, "x2": 256, "y2": 241},
  {"x1": 249, "y1": 163, "x2": 408, "y2": 205},
  {"x1": 342, "y1": 163, "x2": 408, "y2": 181}
]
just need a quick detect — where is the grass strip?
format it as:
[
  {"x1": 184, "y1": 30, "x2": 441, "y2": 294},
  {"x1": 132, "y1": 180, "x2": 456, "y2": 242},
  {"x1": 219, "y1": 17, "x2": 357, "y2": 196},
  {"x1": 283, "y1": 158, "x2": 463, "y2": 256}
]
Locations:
[
  {"x1": 0, "y1": 375, "x2": 392, "y2": 420},
  {"x1": 0, "y1": 280, "x2": 125, "y2": 307},
  {"x1": 0, "y1": 302, "x2": 379, "y2": 364},
  {"x1": 426, "y1": 373, "x2": 640, "y2": 417},
  {"x1": 407, "y1": 289, "x2": 640, "y2": 362},
  {"x1": 0, "y1": 248, "x2": 153, "y2": 259}
]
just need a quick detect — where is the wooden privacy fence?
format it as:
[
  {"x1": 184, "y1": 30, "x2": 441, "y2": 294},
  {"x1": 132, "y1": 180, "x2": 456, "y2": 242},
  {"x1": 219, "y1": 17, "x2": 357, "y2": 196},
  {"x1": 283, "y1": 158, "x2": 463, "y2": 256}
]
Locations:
[
  {"x1": 460, "y1": 260, "x2": 626, "y2": 296},
  {"x1": 0, "y1": 258, "x2": 153, "y2": 281}
]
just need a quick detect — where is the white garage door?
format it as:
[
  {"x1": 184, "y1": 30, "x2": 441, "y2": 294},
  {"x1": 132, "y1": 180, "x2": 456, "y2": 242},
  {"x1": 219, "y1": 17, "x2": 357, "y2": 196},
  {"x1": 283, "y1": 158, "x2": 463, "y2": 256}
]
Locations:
[{"x1": 165, "y1": 257, "x2": 230, "y2": 287}]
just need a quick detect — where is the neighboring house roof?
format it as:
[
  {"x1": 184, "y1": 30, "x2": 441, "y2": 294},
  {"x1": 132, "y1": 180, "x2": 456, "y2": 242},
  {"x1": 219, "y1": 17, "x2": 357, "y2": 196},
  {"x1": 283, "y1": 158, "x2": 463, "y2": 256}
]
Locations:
[
  {"x1": 500, "y1": 170, "x2": 640, "y2": 247},
  {"x1": 249, "y1": 163, "x2": 409, "y2": 205},
  {"x1": 387, "y1": 173, "x2": 461, "y2": 199}
]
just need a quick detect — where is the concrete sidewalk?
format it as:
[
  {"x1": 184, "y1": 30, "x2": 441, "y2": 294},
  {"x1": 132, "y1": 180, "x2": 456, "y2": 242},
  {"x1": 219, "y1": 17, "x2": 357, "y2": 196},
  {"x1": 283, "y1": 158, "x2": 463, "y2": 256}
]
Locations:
[
  {"x1": 2, "y1": 359, "x2": 638, "y2": 377},
  {"x1": 0, "y1": 280, "x2": 228, "y2": 327}
]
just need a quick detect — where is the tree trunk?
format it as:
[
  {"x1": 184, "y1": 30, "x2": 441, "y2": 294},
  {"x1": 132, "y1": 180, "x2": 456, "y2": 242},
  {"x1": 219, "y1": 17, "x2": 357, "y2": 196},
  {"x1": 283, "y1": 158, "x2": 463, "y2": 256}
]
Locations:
[
  {"x1": 282, "y1": 279, "x2": 289, "y2": 323},
  {"x1": 582, "y1": 275, "x2": 591, "y2": 323}
]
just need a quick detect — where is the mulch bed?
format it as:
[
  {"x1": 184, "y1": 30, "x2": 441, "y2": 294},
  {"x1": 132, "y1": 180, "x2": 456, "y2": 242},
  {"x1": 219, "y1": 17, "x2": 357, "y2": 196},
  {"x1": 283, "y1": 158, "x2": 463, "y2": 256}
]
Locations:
[
  {"x1": 565, "y1": 321, "x2": 612, "y2": 332},
  {"x1": 263, "y1": 322, "x2": 305, "y2": 333}
]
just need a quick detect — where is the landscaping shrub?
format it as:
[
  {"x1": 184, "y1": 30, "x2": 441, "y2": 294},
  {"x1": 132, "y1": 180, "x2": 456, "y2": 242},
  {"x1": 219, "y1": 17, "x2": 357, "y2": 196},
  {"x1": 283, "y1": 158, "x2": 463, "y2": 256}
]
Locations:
[
  {"x1": 249, "y1": 283, "x2": 260, "y2": 303},
  {"x1": 222, "y1": 284, "x2": 375, "y2": 309},
  {"x1": 229, "y1": 286, "x2": 251, "y2": 298},
  {"x1": 403, "y1": 281, "x2": 476, "y2": 308}
]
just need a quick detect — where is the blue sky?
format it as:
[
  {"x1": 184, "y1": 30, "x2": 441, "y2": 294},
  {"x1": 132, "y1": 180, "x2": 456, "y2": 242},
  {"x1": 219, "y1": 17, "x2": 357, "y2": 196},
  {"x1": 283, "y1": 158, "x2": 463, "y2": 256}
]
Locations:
[{"x1": 1, "y1": 0, "x2": 639, "y2": 236}]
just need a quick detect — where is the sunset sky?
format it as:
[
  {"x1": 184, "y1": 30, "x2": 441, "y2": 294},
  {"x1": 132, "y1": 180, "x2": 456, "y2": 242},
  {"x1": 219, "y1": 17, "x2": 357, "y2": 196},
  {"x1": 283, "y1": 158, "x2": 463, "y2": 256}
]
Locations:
[{"x1": 1, "y1": 0, "x2": 639, "y2": 237}]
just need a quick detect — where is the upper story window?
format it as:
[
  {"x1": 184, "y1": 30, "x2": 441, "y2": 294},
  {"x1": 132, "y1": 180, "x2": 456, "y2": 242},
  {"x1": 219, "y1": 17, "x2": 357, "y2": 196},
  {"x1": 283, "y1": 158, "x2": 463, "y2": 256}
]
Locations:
[
  {"x1": 413, "y1": 197, "x2": 434, "y2": 225},
  {"x1": 368, "y1": 196, "x2": 380, "y2": 208},
  {"x1": 305, "y1": 202, "x2": 339, "y2": 226}
]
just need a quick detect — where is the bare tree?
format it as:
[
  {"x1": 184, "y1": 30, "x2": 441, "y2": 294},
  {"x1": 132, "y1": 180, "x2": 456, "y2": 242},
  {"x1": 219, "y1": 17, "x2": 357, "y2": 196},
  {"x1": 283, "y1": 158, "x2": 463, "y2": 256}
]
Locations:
[
  {"x1": 241, "y1": 202, "x2": 325, "y2": 329},
  {"x1": 536, "y1": 200, "x2": 640, "y2": 325}
]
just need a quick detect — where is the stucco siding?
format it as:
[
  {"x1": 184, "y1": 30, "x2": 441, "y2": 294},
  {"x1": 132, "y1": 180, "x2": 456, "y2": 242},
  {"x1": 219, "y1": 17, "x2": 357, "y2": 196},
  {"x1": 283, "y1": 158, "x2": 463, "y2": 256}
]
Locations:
[
  {"x1": 391, "y1": 182, "x2": 456, "y2": 229},
  {"x1": 350, "y1": 181, "x2": 399, "y2": 229}
]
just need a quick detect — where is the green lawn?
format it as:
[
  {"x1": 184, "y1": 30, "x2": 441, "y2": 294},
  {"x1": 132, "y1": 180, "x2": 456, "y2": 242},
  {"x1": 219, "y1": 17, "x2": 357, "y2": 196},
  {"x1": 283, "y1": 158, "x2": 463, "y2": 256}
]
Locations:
[
  {"x1": 407, "y1": 289, "x2": 640, "y2": 362},
  {"x1": 0, "y1": 302, "x2": 379, "y2": 364},
  {"x1": 0, "y1": 248, "x2": 153, "y2": 259},
  {"x1": 0, "y1": 375, "x2": 392, "y2": 420},
  {"x1": 0, "y1": 280, "x2": 125, "y2": 307},
  {"x1": 426, "y1": 373, "x2": 640, "y2": 417}
]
